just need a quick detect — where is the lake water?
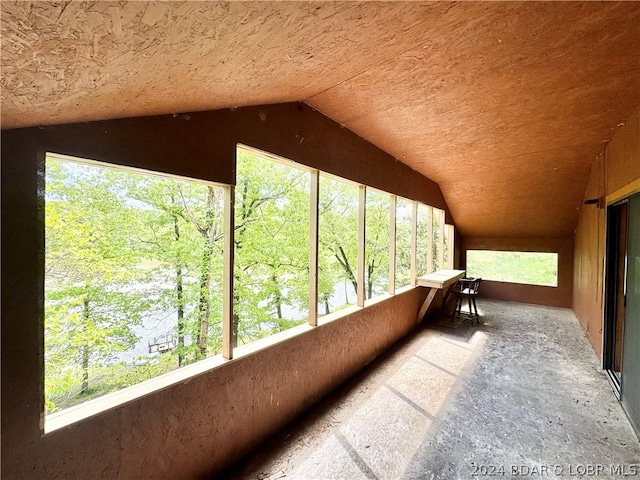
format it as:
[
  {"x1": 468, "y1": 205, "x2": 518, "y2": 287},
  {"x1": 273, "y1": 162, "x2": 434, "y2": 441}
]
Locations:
[{"x1": 116, "y1": 280, "x2": 357, "y2": 363}]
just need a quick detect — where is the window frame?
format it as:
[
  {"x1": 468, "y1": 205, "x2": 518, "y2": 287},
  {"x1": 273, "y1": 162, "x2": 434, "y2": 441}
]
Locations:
[
  {"x1": 465, "y1": 249, "x2": 559, "y2": 287},
  {"x1": 43, "y1": 152, "x2": 233, "y2": 432}
]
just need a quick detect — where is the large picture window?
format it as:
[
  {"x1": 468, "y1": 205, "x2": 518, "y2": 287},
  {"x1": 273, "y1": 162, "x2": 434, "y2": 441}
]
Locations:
[
  {"x1": 365, "y1": 188, "x2": 391, "y2": 299},
  {"x1": 318, "y1": 174, "x2": 359, "y2": 316},
  {"x1": 395, "y1": 197, "x2": 413, "y2": 290},
  {"x1": 234, "y1": 147, "x2": 311, "y2": 344},
  {"x1": 416, "y1": 203, "x2": 432, "y2": 276},
  {"x1": 45, "y1": 154, "x2": 226, "y2": 415},
  {"x1": 466, "y1": 250, "x2": 558, "y2": 287}
]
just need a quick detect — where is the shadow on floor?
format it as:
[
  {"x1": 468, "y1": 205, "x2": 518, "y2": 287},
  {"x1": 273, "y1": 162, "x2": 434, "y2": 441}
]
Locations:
[{"x1": 221, "y1": 300, "x2": 640, "y2": 480}]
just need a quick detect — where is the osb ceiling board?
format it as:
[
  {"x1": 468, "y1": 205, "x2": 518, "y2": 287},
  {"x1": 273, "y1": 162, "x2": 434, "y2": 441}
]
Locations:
[
  {"x1": 1, "y1": 1, "x2": 456, "y2": 126},
  {"x1": 307, "y1": 2, "x2": 640, "y2": 238},
  {"x1": 2, "y1": 1, "x2": 640, "y2": 240}
]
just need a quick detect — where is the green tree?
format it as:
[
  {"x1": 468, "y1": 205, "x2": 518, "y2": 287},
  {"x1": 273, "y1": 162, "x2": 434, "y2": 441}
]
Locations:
[
  {"x1": 45, "y1": 158, "x2": 227, "y2": 413},
  {"x1": 318, "y1": 176, "x2": 359, "y2": 311},
  {"x1": 365, "y1": 190, "x2": 390, "y2": 299},
  {"x1": 234, "y1": 149, "x2": 310, "y2": 345},
  {"x1": 416, "y1": 204, "x2": 431, "y2": 276},
  {"x1": 395, "y1": 198, "x2": 413, "y2": 289},
  {"x1": 318, "y1": 180, "x2": 392, "y2": 309},
  {"x1": 124, "y1": 178, "x2": 225, "y2": 365},
  {"x1": 45, "y1": 159, "x2": 151, "y2": 406}
]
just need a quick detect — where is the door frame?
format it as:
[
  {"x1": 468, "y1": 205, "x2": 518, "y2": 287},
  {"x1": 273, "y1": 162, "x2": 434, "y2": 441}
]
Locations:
[{"x1": 603, "y1": 199, "x2": 628, "y2": 397}]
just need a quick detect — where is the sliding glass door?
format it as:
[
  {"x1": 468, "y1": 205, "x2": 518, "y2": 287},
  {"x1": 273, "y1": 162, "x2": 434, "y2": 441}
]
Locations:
[
  {"x1": 605, "y1": 193, "x2": 640, "y2": 438},
  {"x1": 621, "y1": 194, "x2": 640, "y2": 436}
]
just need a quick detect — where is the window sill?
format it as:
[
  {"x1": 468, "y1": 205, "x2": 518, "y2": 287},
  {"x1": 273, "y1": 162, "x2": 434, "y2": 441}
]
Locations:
[
  {"x1": 45, "y1": 289, "x2": 414, "y2": 434},
  {"x1": 45, "y1": 353, "x2": 228, "y2": 434}
]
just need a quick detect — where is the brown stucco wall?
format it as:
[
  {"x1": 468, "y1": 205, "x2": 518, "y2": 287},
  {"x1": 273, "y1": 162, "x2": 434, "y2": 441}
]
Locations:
[
  {"x1": 460, "y1": 237, "x2": 574, "y2": 308},
  {"x1": 1, "y1": 103, "x2": 445, "y2": 479},
  {"x1": 573, "y1": 105, "x2": 640, "y2": 358}
]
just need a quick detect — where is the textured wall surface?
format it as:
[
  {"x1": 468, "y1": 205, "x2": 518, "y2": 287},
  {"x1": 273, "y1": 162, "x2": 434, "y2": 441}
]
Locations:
[
  {"x1": 1, "y1": 104, "x2": 442, "y2": 479},
  {"x1": 573, "y1": 105, "x2": 640, "y2": 357}
]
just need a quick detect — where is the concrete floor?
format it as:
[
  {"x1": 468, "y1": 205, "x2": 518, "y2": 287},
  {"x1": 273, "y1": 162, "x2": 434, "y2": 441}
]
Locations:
[{"x1": 223, "y1": 300, "x2": 640, "y2": 480}]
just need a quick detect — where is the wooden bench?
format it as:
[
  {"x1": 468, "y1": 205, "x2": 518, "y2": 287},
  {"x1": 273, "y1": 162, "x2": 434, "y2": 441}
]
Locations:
[{"x1": 416, "y1": 269, "x2": 466, "y2": 321}]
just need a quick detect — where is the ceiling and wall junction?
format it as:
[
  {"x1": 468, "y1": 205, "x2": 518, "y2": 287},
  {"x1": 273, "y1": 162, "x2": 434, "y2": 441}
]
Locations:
[{"x1": 2, "y1": 1, "x2": 639, "y2": 239}]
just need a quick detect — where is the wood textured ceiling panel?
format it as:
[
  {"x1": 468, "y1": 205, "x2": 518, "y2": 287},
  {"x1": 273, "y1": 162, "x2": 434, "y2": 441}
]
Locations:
[
  {"x1": 1, "y1": 1, "x2": 452, "y2": 126},
  {"x1": 2, "y1": 1, "x2": 639, "y2": 239},
  {"x1": 307, "y1": 1, "x2": 640, "y2": 238}
]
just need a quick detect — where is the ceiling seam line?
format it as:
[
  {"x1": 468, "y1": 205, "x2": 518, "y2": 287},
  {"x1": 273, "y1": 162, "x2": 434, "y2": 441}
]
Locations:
[
  {"x1": 302, "y1": 38, "x2": 448, "y2": 103},
  {"x1": 411, "y1": 143, "x2": 602, "y2": 167},
  {"x1": 303, "y1": 6, "x2": 498, "y2": 103}
]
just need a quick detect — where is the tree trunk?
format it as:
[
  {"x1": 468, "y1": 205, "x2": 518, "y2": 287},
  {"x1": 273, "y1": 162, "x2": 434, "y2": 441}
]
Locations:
[
  {"x1": 336, "y1": 245, "x2": 357, "y2": 294},
  {"x1": 233, "y1": 271, "x2": 241, "y2": 348},
  {"x1": 196, "y1": 244, "x2": 212, "y2": 358},
  {"x1": 81, "y1": 296, "x2": 90, "y2": 394},
  {"x1": 367, "y1": 262, "x2": 374, "y2": 299},
  {"x1": 232, "y1": 310, "x2": 240, "y2": 348},
  {"x1": 174, "y1": 213, "x2": 185, "y2": 367},
  {"x1": 272, "y1": 273, "x2": 283, "y2": 320},
  {"x1": 195, "y1": 186, "x2": 217, "y2": 359}
]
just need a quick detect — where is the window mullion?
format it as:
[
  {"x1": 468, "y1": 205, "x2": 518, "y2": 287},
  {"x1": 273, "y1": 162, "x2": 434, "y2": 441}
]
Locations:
[{"x1": 223, "y1": 185, "x2": 235, "y2": 360}]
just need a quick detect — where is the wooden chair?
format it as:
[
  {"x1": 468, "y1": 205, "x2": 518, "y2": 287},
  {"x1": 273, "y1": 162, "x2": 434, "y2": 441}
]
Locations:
[{"x1": 451, "y1": 277, "x2": 482, "y2": 324}]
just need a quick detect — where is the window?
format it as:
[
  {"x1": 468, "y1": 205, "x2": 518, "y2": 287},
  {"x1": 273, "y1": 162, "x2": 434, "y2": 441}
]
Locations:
[
  {"x1": 365, "y1": 189, "x2": 391, "y2": 299},
  {"x1": 466, "y1": 250, "x2": 558, "y2": 287},
  {"x1": 416, "y1": 203, "x2": 432, "y2": 276},
  {"x1": 318, "y1": 174, "x2": 359, "y2": 316},
  {"x1": 45, "y1": 153, "x2": 226, "y2": 415},
  {"x1": 234, "y1": 146, "x2": 311, "y2": 344},
  {"x1": 395, "y1": 198, "x2": 413, "y2": 290},
  {"x1": 444, "y1": 224, "x2": 455, "y2": 269},
  {"x1": 432, "y1": 208, "x2": 445, "y2": 271}
]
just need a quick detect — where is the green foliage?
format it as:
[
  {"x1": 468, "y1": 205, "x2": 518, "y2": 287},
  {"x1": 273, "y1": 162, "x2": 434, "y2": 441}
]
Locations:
[
  {"x1": 395, "y1": 198, "x2": 413, "y2": 289},
  {"x1": 416, "y1": 204, "x2": 431, "y2": 276},
  {"x1": 44, "y1": 150, "x2": 448, "y2": 416},
  {"x1": 365, "y1": 189, "x2": 390, "y2": 298},
  {"x1": 234, "y1": 149, "x2": 311, "y2": 344},
  {"x1": 45, "y1": 157, "x2": 225, "y2": 414},
  {"x1": 47, "y1": 352, "x2": 179, "y2": 413},
  {"x1": 432, "y1": 209, "x2": 442, "y2": 272},
  {"x1": 46, "y1": 159, "x2": 153, "y2": 411},
  {"x1": 318, "y1": 176, "x2": 359, "y2": 311}
]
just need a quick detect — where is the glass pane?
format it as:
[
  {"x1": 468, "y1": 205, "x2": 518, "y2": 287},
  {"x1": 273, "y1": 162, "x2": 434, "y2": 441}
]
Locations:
[
  {"x1": 444, "y1": 224, "x2": 454, "y2": 269},
  {"x1": 432, "y1": 208, "x2": 444, "y2": 271},
  {"x1": 45, "y1": 154, "x2": 225, "y2": 415},
  {"x1": 416, "y1": 204, "x2": 431, "y2": 276},
  {"x1": 395, "y1": 198, "x2": 413, "y2": 290},
  {"x1": 318, "y1": 175, "x2": 359, "y2": 316},
  {"x1": 466, "y1": 250, "x2": 558, "y2": 286},
  {"x1": 621, "y1": 194, "x2": 640, "y2": 430},
  {"x1": 234, "y1": 147, "x2": 310, "y2": 345},
  {"x1": 365, "y1": 189, "x2": 390, "y2": 299}
]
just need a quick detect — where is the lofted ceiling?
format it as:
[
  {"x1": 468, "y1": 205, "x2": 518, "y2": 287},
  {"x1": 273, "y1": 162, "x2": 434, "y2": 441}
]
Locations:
[{"x1": 2, "y1": 1, "x2": 639, "y2": 239}]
